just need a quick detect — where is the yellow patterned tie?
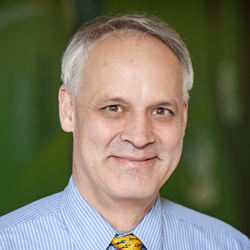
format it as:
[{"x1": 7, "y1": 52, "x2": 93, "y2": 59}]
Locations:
[{"x1": 111, "y1": 234, "x2": 143, "y2": 250}]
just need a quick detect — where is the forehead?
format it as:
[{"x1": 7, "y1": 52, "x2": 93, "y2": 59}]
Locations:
[
  {"x1": 79, "y1": 32, "x2": 183, "y2": 104},
  {"x1": 86, "y1": 32, "x2": 181, "y2": 70}
]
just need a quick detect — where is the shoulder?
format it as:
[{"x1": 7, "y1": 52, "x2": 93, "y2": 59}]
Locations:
[
  {"x1": 0, "y1": 192, "x2": 72, "y2": 249},
  {"x1": 0, "y1": 192, "x2": 62, "y2": 231},
  {"x1": 160, "y1": 197, "x2": 250, "y2": 249}
]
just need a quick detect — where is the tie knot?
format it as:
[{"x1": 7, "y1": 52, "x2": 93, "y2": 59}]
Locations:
[{"x1": 111, "y1": 234, "x2": 143, "y2": 250}]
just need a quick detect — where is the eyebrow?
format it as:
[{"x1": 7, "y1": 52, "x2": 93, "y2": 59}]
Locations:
[{"x1": 95, "y1": 96, "x2": 130, "y2": 106}]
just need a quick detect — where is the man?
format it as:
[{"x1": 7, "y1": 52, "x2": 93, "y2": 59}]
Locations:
[{"x1": 0, "y1": 13, "x2": 249, "y2": 250}]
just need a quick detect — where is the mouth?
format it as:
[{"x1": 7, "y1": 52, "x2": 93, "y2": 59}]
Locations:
[{"x1": 110, "y1": 155, "x2": 158, "y2": 164}]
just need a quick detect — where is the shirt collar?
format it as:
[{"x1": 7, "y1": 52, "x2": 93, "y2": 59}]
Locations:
[
  {"x1": 60, "y1": 176, "x2": 163, "y2": 250},
  {"x1": 60, "y1": 176, "x2": 116, "y2": 250},
  {"x1": 132, "y1": 194, "x2": 163, "y2": 250}
]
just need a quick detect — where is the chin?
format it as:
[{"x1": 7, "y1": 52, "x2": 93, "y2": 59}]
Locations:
[{"x1": 110, "y1": 183, "x2": 159, "y2": 202}]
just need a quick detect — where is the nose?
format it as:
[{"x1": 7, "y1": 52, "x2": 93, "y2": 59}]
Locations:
[{"x1": 120, "y1": 113, "x2": 156, "y2": 148}]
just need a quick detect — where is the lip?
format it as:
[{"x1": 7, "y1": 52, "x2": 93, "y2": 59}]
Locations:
[{"x1": 110, "y1": 155, "x2": 158, "y2": 165}]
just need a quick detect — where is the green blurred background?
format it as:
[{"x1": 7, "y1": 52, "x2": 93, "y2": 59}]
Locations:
[{"x1": 0, "y1": 0, "x2": 249, "y2": 236}]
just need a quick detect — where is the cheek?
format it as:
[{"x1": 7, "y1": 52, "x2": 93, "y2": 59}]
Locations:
[
  {"x1": 159, "y1": 125, "x2": 184, "y2": 151},
  {"x1": 85, "y1": 118, "x2": 120, "y2": 150}
]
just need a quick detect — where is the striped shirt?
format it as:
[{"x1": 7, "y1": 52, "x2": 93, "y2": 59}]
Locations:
[{"x1": 0, "y1": 176, "x2": 249, "y2": 250}]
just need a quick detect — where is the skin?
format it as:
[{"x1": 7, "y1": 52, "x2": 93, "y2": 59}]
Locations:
[{"x1": 59, "y1": 33, "x2": 188, "y2": 232}]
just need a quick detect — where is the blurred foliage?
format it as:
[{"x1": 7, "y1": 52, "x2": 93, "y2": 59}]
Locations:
[
  {"x1": 0, "y1": 0, "x2": 74, "y2": 214},
  {"x1": 0, "y1": 0, "x2": 249, "y2": 237}
]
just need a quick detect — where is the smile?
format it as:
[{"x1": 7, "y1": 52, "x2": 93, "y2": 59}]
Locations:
[{"x1": 110, "y1": 156, "x2": 158, "y2": 164}]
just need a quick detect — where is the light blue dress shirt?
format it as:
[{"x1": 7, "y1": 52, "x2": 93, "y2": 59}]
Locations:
[{"x1": 0, "y1": 176, "x2": 249, "y2": 249}]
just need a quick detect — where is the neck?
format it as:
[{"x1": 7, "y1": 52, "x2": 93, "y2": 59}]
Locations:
[
  {"x1": 94, "y1": 194, "x2": 158, "y2": 233},
  {"x1": 73, "y1": 173, "x2": 158, "y2": 233}
]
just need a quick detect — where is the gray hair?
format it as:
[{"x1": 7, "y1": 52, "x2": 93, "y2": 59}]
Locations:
[{"x1": 61, "y1": 13, "x2": 193, "y2": 102}]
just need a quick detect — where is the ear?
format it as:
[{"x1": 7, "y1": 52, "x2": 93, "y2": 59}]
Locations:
[
  {"x1": 59, "y1": 85, "x2": 74, "y2": 132},
  {"x1": 182, "y1": 102, "x2": 188, "y2": 136}
]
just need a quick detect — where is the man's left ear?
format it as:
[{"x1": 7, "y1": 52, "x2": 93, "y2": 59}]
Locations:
[
  {"x1": 183, "y1": 102, "x2": 188, "y2": 136},
  {"x1": 58, "y1": 85, "x2": 74, "y2": 132}
]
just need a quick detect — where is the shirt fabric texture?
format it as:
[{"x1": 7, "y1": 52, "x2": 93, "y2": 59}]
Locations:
[{"x1": 0, "y1": 176, "x2": 249, "y2": 250}]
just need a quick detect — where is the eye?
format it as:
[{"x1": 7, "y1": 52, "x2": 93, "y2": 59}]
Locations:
[
  {"x1": 152, "y1": 107, "x2": 170, "y2": 115},
  {"x1": 105, "y1": 105, "x2": 122, "y2": 112}
]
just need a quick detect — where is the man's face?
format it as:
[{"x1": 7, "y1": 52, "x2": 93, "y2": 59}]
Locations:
[{"x1": 60, "y1": 33, "x2": 188, "y2": 204}]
